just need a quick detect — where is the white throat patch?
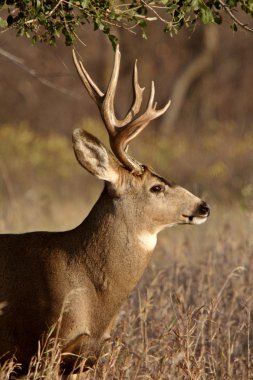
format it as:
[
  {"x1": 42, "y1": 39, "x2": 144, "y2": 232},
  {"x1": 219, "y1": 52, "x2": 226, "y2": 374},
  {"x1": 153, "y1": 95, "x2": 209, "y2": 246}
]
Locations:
[{"x1": 138, "y1": 232, "x2": 157, "y2": 251}]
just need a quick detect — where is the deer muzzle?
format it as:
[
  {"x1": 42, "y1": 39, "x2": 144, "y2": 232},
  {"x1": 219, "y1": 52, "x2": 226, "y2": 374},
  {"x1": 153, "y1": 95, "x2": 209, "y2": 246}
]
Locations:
[{"x1": 183, "y1": 201, "x2": 210, "y2": 225}]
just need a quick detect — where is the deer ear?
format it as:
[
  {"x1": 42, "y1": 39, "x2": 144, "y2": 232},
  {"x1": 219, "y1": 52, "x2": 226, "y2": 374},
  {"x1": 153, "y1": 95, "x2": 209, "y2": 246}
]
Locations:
[{"x1": 72, "y1": 128, "x2": 120, "y2": 183}]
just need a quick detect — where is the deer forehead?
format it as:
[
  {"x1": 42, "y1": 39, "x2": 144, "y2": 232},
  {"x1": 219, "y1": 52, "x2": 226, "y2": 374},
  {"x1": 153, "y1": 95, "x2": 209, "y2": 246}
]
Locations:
[{"x1": 123, "y1": 168, "x2": 169, "y2": 189}]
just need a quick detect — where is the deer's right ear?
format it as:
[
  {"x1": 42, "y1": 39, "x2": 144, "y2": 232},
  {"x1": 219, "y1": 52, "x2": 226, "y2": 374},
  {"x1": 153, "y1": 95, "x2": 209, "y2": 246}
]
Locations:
[{"x1": 72, "y1": 129, "x2": 120, "y2": 184}]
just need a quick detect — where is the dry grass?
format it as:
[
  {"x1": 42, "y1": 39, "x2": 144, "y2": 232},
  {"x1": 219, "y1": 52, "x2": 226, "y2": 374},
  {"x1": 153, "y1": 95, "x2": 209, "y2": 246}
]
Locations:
[{"x1": 1, "y1": 205, "x2": 252, "y2": 380}]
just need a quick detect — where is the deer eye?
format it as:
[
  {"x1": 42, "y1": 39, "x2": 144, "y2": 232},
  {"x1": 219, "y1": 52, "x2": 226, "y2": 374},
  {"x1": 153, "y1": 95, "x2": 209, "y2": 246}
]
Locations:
[{"x1": 150, "y1": 184, "x2": 164, "y2": 193}]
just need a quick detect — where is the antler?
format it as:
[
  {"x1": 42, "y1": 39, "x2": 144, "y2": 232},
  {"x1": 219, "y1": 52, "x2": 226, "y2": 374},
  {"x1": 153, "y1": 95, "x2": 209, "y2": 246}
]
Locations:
[{"x1": 72, "y1": 46, "x2": 171, "y2": 175}]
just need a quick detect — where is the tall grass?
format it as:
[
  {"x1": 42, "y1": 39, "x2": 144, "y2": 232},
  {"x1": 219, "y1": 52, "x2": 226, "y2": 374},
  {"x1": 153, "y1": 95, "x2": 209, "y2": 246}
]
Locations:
[{"x1": 1, "y1": 208, "x2": 252, "y2": 379}]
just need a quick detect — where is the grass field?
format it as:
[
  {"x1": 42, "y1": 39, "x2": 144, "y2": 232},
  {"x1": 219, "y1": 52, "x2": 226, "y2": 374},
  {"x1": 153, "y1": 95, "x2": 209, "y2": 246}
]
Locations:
[
  {"x1": 0, "y1": 125, "x2": 253, "y2": 379},
  {"x1": 1, "y1": 205, "x2": 252, "y2": 379}
]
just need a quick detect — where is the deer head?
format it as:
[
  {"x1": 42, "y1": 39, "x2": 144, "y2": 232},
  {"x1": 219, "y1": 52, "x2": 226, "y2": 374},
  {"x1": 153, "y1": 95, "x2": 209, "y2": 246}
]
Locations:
[{"x1": 72, "y1": 46, "x2": 210, "y2": 247}]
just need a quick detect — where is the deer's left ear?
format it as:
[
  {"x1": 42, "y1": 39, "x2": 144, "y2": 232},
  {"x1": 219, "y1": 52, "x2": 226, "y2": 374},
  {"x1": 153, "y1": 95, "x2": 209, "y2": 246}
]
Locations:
[{"x1": 72, "y1": 128, "x2": 120, "y2": 184}]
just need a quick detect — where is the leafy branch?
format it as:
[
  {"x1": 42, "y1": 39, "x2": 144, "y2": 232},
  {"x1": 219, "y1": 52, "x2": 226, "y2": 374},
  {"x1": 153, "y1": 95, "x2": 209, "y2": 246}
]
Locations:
[{"x1": 0, "y1": 1, "x2": 252, "y2": 47}]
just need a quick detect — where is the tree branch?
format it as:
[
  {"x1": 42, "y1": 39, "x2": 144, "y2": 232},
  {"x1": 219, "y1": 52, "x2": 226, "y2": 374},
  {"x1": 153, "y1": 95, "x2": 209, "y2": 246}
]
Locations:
[
  {"x1": 0, "y1": 47, "x2": 80, "y2": 99},
  {"x1": 162, "y1": 26, "x2": 218, "y2": 133},
  {"x1": 219, "y1": 0, "x2": 253, "y2": 33}
]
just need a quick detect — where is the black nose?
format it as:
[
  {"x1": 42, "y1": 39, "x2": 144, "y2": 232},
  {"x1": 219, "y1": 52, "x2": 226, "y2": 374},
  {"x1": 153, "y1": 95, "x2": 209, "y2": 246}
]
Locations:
[{"x1": 199, "y1": 201, "x2": 210, "y2": 216}]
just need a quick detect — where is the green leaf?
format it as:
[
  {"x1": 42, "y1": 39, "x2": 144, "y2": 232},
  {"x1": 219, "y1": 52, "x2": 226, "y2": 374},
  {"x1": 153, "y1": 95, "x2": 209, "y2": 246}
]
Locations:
[
  {"x1": 191, "y1": 0, "x2": 201, "y2": 11},
  {"x1": 214, "y1": 13, "x2": 222, "y2": 24},
  {"x1": 81, "y1": 0, "x2": 89, "y2": 8},
  {"x1": 227, "y1": 0, "x2": 238, "y2": 6},
  {"x1": 200, "y1": 7, "x2": 215, "y2": 24},
  {"x1": 231, "y1": 22, "x2": 238, "y2": 31},
  {"x1": 32, "y1": 35, "x2": 38, "y2": 44},
  {"x1": 7, "y1": 14, "x2": 14, "y2": 26},
  {"x1": 0, "y1": 17, "x2": 7, "y2": 28},
  {"x1": 109, "y1": 34, "x2": 118, "y2": 50}
]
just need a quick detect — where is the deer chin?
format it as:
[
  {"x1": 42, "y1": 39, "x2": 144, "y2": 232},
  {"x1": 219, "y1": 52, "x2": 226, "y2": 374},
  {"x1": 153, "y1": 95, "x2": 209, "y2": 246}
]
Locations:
[
  {"x1": 182, "y1": 215, "x2": 208, "y2": 225},
  {"x1": 190, "y1": 216, "x2": 208, "y2": 225}
]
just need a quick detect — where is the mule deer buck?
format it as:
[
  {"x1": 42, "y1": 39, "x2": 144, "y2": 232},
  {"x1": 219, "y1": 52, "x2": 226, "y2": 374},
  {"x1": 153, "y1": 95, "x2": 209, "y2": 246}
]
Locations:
[{"x1": 0, "y1": 46, "x2": 210, "y2": 374}]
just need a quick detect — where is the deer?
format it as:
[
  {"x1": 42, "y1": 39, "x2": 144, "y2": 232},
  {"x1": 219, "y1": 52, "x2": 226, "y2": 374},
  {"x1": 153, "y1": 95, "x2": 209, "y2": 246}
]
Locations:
[{"x1": 0, "y1": 46, "x2": 210, "y2": 375}]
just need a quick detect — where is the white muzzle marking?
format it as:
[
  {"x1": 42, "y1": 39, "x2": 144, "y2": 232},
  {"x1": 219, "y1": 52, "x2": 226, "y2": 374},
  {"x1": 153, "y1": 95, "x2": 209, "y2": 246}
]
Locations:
[{"x1": 191, "y1": 216, "x2": 208, "y2": 225}]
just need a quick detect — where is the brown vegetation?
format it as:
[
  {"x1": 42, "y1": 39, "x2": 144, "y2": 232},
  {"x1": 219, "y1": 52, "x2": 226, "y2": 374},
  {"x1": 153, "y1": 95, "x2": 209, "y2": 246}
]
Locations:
[{"x1": 0, "y1": 204, "x2": 252, "y2": 379}]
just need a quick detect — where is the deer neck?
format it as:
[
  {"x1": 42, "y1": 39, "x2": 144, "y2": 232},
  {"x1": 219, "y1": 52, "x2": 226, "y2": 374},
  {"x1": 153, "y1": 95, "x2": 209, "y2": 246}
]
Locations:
[{"x1": 76, "y1": 187, "x2": 155, "y2": 302}]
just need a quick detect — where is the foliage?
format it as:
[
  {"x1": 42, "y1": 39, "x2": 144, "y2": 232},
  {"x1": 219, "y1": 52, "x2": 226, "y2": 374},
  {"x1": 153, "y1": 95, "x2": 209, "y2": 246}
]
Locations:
[
  {"x1": 0, "y1": 123, "x2": 80, "y2": 231},
  {"x1": 0, "y1": 0, "x2": 252, "y2": 47},
  {"x1": 0, "y1": 123, "x2": 75, "y2": 181},
  {"x1": 0, "y1": 121, "x2": 106, "y2": 231},
  {"x1": 0, "y1": 120, "x2": 253, "y2": 218}
]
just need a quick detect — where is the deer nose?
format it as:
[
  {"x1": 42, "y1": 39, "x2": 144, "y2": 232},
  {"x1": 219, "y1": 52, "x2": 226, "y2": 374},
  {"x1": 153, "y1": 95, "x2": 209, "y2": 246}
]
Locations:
[{"x1": 198, "y1": 201, "x2": 210, "y2": 216}]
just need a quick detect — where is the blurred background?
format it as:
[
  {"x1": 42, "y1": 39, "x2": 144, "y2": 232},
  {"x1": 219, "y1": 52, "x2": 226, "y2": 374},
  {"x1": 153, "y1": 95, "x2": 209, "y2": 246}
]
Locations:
[
  {"x1": 1, "y1": 21, "x2": 253, "y2": 378},
  {"x1": 0, "y1": 21, "x2": 253, "y2": 232}
]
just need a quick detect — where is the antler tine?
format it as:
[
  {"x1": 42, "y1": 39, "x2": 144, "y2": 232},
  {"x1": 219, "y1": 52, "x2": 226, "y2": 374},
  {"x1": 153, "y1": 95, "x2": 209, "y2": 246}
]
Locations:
[
  {"x1": 72, "y1": 50, "x2": 104, "y2": 105},
  {"x1": 101, "y1": 45, "x2": 121, "y2": 134},
  {"x1": 93, "y1": 44, "x2": 144, "y2": 136},
  {"x1": 121, "y1": 83, "x2": 171, "y2": 149},
  {"x1": 148, "y1": 81, "x2": 155, "y2": 109},
  {"x1": 132, "y1": 61, "x2": 145, "y2": 116},
  {"x1": 116, "y1": 60, "x2": 145, "y2": 128},
  {"x1": 112, "y1": 83, "x2": 171, "y2": 173}
]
